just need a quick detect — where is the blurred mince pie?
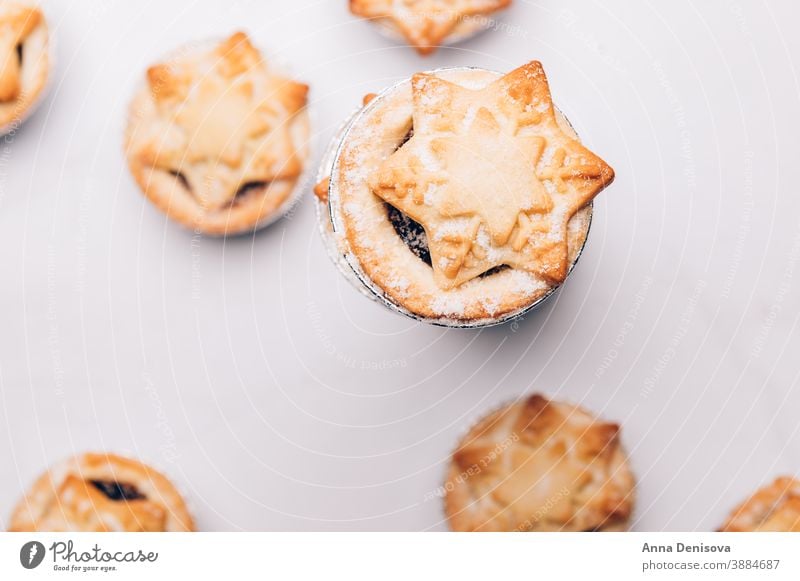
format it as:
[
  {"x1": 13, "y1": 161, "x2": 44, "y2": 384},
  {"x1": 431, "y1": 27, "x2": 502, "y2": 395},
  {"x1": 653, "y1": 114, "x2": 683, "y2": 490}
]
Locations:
[
  {"x1": 9, "y1": 452, "x2": 194, "y2": 532},
  {"x1": 350, "y1": 0, "x2": 512, "y2": 55},
  {"x1": 0, "y1": 1, "x2": 49, "y2": 132},
  {"x1": 444, "y1": 394, "x2": 635, "y2": 531},
  {"x1": 125, "y1": 31, "x2": 310, "y2": 235},
  {"x1": 720, "y1": 477, "x2": 800, "y2": 532}
]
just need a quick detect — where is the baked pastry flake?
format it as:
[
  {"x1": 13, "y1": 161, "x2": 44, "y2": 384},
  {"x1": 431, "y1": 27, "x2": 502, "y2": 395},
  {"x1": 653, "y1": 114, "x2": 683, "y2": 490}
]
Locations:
[
  {"x1": 323, "y1": 63, "x2": 611, "y2": 325},
  {"x1": 9, "y1": 453, "x2": 194, "y2": 532},
  {"x1": 350, "y1": 0, "x2": 512, "y2": 55},
  {"x1": 125, "y1": 32, "x2": 310, "y2": 235},
  {"x1": 0, "y1": 1, "x2": 49, "y2": 131},
  {"x1": 721, "y1": 477, "x2": 800, "y2": 532},
  {"x1": 444, "y1": 394, "x2": 635, "y2": 531}
]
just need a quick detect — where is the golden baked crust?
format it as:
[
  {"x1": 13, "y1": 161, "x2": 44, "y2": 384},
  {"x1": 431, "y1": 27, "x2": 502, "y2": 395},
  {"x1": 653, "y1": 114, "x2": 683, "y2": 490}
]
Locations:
[
  {"x1": 444, "y1": 394, "x2": 635, "y2": 531},
  {"x1": 9, "y1": 453, "x2": 194, "y2": 532},
  {"x1": 332, "y1": 64, "x2": 606, "y2": 324},
  {"x1": 721, "y1": 477, "x2": 800, "y2": 532},
  {"x1": 125, "y1": 32, "x2": 310, "y2": 235},
  {"x1": 0, "y1": 1, "x2": 48, "y2": 130},
  {"x1": 350, "y1": 0, "x2": 511, "y2": 55}
]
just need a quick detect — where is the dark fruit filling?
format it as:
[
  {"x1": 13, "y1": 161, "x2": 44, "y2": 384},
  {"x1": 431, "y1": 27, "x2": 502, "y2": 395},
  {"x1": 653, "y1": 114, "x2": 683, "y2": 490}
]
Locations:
[
  {"x1": 89, "y1": 479, "x2": 146, "y2": 501},
  {"x1": 396, "y1": 127, "x2": 413, "y2": 151},
  {"x1": 229, "y1": 181, "x2": 266, "y2": 206},
  {"x1": 169, "y1": 170, "x2": 190, "y2": 191},
  {"x1": 386, "y1": 203, "x2": 431, "y2": 266},
  {"x1": 386, "y1": 126, "x2": 430, "y2": 264},
  {"x1": 169, "y1": 170, "x2": 265, "y2": 208}
]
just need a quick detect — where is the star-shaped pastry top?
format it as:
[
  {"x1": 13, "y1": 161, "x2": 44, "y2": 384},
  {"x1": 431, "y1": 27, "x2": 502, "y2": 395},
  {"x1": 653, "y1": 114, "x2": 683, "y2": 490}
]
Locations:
[
  {"x1": 447, "y1": 394, "x2": 632, "y2": 532},
  {"x1": 175, "y1": 75, "x2": 270, "y2": 168},
  {"x1": 350, "y1": 0, "x2": 511, "y2": 55},
  {"x1": 0, "y1": 3, "x2": 43, "y2": 102},
  {"x1": 369, "y1": 61, "x2": 614, "y2": 290},
  {"x1": 132, "y1": 32, "x2": 308, "y2": 211}
]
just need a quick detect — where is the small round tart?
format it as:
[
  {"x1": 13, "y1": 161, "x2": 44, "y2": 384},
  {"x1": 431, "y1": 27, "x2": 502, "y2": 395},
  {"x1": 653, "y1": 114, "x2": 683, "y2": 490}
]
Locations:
[
  {"x1": 0, "y1": 1, "x2": 49, "y2": 133},
  {"x1": 9, "y1": 453, "x2": 194, "y2": 532},
  {"x1": 444, "y1": 394, "x2": 635, "y2": 532},
  {"x1": 720, "y1": 477, "x2": 800, "y2": 532},
  {"x1": 350, "y1": 0, "x2": 512, "y2": 56},
  {"x1": 326, "y1": 62, "x2": 613, "y2": 326},
  {"x1": 125, "y1": 32, "x2": 310, "y2": 236}
]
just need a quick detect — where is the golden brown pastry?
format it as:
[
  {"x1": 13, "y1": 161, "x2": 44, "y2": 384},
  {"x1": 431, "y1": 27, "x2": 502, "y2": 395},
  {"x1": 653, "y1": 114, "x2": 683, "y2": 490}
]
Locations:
[
  {"x1": 321, "y1": 61, "x2": 613, "y2": 325},
  {"x1": 9, "y1": 453, "x2": 194, "y2": 532},
  {"x1": 125, "y1": 32, "x2": 310, "y2": 235},
  {"x1": 0, "y1": 1, "x2": 49, "y2": 131},
  {"x1": 721, "y1": 477, "x2": 800, "y2": 532},
  {"x1": 350, "y1": 0, "x2": 512, "y2": 55},
  {"x1": 444, "y1": 394, "x2": 635, "y2": 531}
]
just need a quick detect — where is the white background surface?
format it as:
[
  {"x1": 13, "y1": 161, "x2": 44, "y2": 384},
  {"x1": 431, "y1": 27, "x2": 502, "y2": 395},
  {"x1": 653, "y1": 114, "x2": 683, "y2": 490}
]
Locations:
[{"x1": 1, "y1": 0, "x2": 799, "y2": 531}]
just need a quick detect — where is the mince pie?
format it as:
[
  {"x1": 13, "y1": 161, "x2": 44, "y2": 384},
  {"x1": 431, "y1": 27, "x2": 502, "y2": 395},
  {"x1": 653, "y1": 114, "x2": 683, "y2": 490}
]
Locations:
[
  {"x1": 444, "y1": 394, "x2": 635, "y2": 531},
  {"x1": 125, "y1": 32, "x2": 310, "y2": 235},
  {"x1": 0, "y1": 1, "x2": 49, "y2": 132},
  {"x1": 9, "y1": 453, "x2": 194, "y2": 532},
  {"x1": 316, "y1": 62, "x2": 613, "y2": 326},
  {"x1": 720, "y1": 477, "x2": 800, "y2": 532},
  {"x1": 350, "y1": 0, "x2": 512, "y2": 55}
]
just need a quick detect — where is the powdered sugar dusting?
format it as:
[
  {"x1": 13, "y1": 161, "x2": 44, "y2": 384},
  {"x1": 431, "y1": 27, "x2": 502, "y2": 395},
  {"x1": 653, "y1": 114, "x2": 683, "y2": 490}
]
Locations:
[
  {"x1": 509, "y1": 269, "x2": 547, "y2": 297},
  {"x1": 423, "y1": 182, "x2": 442, "y2": 206},
  {"x1": 462, "y1": 105, "x2": 478, "y2": 130},
  {"x1": 546, "y1": 205, "x2": 568, "y2": 241},
  {"x1": 479, "y1": 296, "x2": 501, "y2": 315},
  {"x1": 475, "y1": 227, "x2": 504, "y2": 262},
  {"x1": 538, "y1": 145, "x2": 557, "y2": 169},
  {"x1": 386, "y1": 274, "x2": 411, "y2": 298},
  {"x1": 343, "y1": 201, "x2": 368, "y2": 230},
  {"x1": 432, "y1": 217, "x2": 472, "y2": 241},
  {"x1": 458, "y1": 77, "x2": 491, "y2": 90},
  {"x1": 430, "y1": 293, "x2": 466, "y2": 317},
  {"x1": 416, "y1": 143, "x2": 442, "y2": 171}
]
